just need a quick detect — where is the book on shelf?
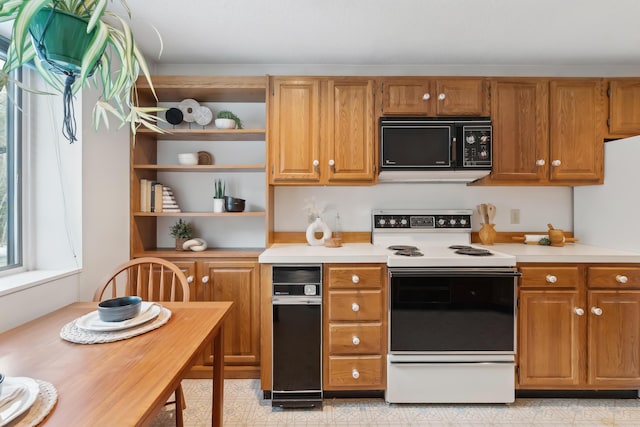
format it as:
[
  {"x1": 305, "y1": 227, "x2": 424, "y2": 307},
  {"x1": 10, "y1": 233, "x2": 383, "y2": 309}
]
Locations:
[
  {"x1": 140, "y1": 179, "x2": 148, "y2": 212},
  {"x1": 152, "y1": 182, "x2": 163, "y2": 212}
]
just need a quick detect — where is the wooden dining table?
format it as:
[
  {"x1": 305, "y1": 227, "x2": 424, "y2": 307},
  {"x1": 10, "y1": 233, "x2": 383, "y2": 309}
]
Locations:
[{"x1": 0, "y1": 301, "x2": 233, "y2": 426}]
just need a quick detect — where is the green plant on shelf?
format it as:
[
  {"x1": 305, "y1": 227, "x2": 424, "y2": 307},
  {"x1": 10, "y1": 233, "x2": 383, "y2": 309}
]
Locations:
[
  {"x1": 216, "y1": 110, "x2": 243, "y2": 129},
  {"x1": 214, "y1": 179, "x2": 226, "y2": 199},
  {"x1": 169, "y1": 219, "x2": 193, "y2": 239}
]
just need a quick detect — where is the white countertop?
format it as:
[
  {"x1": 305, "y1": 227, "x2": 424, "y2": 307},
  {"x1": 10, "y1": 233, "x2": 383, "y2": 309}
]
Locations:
[
  {"x1": 477, "y1": 243, "x2": 640, "y2": 263},
  {"x1": 258, "y1": 243, "x2": 389, "y2": 264},
  {"x1": 258, "y1": 242, "x2": 640, "y2": 264}
]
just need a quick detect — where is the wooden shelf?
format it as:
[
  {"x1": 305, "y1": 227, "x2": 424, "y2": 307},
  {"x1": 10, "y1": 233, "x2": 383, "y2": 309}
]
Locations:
[
  {"x1": 135, "y1": 76, "x2": 267, "y2": 102},
  {"x1": 133, "y1": 247, "x2": 264, "y2": 259},
  {"x1": 136, "y1": 128, "x2": 265, "y2": 141},
  {"x1": 133, "y1": 211, "x2": 266, "y2": 217},
  {"x1": 134, "y1": 164, "x2": 265, "y2": 172}
]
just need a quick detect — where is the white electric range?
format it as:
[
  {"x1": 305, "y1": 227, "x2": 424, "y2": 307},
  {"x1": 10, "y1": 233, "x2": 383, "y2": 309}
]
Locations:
[{"x1": 372, "y1": 209, "x2": 519, "y2": 404}]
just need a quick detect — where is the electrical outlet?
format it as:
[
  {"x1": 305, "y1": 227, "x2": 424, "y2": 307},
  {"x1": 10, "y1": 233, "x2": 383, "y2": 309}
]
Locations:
[{"x1": 510, "y1": 209, "x2": 520, "y2": 225}]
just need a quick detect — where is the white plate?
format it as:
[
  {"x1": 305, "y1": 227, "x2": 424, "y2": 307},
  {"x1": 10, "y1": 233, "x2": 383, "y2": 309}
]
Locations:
[
  {"x1": 0, "y1": 377, "x2": 39, "y2": 426},
  {"x1": 76, "y1": 302, "x2": 161, "y2": 332}
]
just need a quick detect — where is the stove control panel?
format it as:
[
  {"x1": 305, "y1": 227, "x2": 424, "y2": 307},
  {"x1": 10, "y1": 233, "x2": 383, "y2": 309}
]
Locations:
[{"x1": 373, "y1": 213, "x2": 472, "y2": 230}]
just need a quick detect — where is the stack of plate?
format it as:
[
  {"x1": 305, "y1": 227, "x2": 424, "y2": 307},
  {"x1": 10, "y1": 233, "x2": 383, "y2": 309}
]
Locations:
[{"x1": 0, "y1": 376, "x2": 40, "y2": 425}]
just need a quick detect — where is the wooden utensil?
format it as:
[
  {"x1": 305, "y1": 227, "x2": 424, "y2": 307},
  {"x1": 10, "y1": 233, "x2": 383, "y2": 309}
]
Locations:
[{"x1": 487, "y1": 204, "x2": 496, "y2": 224}]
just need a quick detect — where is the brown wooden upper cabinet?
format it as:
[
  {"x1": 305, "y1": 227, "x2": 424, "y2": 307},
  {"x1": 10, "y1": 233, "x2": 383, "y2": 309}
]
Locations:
[
  {"x1": 607, "y1": 79, "x2": 640, "y2": 136},
  {"x1": 270, "y1": 77, "x2": 376, "y2": 185},
  {"x1": 379, "y1": 77, "x2": 489, "y2": 116},
  {"x1": 488, "y1": 78, "x2": 604, "y2": 185}
]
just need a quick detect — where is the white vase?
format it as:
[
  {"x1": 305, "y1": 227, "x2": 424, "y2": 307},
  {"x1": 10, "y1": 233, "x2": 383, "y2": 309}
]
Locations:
[
  {"x1": 213, "y1": 198, "x2": 225, "y2": 213},
  {"x1": 306, "y1": 217, "x2": 331, "y2": 246}
]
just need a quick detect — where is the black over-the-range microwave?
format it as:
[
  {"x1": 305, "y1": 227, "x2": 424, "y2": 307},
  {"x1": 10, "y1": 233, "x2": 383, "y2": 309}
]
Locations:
[{"x1": 379, "y1": 117, "x2": 492, "y2": 171}]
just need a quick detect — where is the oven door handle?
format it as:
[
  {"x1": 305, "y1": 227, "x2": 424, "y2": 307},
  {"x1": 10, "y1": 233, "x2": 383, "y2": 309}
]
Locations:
[{"x1": 389, "y1": 268, "x2": 521, "y2": 278}]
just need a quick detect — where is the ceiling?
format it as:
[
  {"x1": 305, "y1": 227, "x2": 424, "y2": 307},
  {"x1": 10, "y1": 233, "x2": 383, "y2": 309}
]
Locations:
[{"x1": 116, "y1": 0, "x2": 640, "y2": 68}]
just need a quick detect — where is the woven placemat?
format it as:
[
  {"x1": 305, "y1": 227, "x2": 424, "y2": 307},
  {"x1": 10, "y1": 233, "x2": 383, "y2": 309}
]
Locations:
[
  {"x1": 6, "y1": 380, "x2": 57, "y2": 427},
  {"x1": 59, "y1": 307, "x2": 172, "y2": 344}
]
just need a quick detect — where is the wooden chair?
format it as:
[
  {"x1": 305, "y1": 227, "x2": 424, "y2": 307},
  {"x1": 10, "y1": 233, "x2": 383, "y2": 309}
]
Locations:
[{"x1": 93, "y1": 257, "x2": 191, "y2": 427}]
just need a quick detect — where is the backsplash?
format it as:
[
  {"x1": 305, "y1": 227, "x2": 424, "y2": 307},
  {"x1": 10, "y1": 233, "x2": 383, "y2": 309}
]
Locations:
[{"x1": 274, "y1": 184, "x2": 573, "y2": 234}]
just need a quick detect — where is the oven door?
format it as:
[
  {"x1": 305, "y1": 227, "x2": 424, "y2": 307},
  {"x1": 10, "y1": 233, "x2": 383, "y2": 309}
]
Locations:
[{"x1": 388, "y1": 268, "x2": 519, "y2": 354}]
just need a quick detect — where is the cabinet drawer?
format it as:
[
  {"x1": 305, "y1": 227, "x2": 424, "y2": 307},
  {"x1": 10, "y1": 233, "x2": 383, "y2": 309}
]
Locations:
[
  {"x1": 327, "y1": 323, "x2": 383, "y2": 355},
  {"x1": 326, "y1": 265, "x2": 384, "y2": 289},
  {"x1": 326, "y1": 355, "x2": 384, "y2": 388},
  {"x1": 520, "y1": 266, "x2": 580, "y2": 288},
  {"x1": 327, "y1": 290, "x2": 383, "y2": 321},
  {"x1": 587, "y1": 267, "x2": 640, "y2": 288}
]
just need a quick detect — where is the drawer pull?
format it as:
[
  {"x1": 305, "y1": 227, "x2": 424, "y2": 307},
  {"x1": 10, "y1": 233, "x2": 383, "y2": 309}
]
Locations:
[
  {"x1": 352, "y1": 336, "x2": 360, "y2": 346},
  {"x1": 616, "y1": 275, "x2": 629, "y2": 284},
  {"x1": 536, "y1": 159, "x2": 546, "y2": 166},
  {"x1": 352, "y1": 274, "x2": 360, "y2": 284},
  {"x1": 352, "y1": 369, "x2": 360, "y2": 379},
  {"x1": 422, "y1": 93, "x2": 431, "y2": 100},
  {"x1": 438, "y1": 93, "x2": 446, "y2": 100},
  {"x1": 186, "y1": 275, "x2": 194, "y2": 284},
  {"x1": 551, "y1": 159, "x2": 562, "y2": 167},
  {"x1": 351, "y1": 303, "x2": 360, "y2": 312},
  {"x1": 574, "y1": 307, "x2": 584, "y2": 316},
  {"x1": 202, "y1": 275, "x2": 209, "y2": 284},
  {"x1": 591, "y1": 307, "x2": 603, "y2": 316},
  {"x1": 545, "y1": 274, "x2": 557, "y2": 284}
]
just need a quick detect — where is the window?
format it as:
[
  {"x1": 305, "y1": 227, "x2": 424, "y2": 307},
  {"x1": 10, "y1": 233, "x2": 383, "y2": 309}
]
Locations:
[{"x1": 0, "y1": 36, "x2": 22, "y2": 271}]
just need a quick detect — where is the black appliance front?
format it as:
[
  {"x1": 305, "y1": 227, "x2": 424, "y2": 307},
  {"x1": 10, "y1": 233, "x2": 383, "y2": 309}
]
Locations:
[
  {"x1": 272, "y1": 303, "x2": 322, "y2": 407},
  {"x1": 389, "y1": 268, "x2": 518, "y2": 353},
  {"x1": 379, "y1": 117, "x2": 492, "y2": 170}
]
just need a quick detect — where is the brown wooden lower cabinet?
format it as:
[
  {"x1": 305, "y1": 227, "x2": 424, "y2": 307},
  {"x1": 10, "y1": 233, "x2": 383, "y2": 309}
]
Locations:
[
  {"x1": 518, "y1": 263, "x2": 640, "y2": 389},
  {"x1": 168, "y1": 257, "x2": 261, "y2": 379}
]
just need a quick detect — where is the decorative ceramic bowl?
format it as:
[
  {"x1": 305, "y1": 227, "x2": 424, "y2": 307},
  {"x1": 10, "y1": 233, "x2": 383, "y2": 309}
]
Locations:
[
  {"x1": 177, "y1": 153, "x2": 198, "y2": 165},
  {"x1": 98, "y1": 296, "x2": 142, "y2": 322},
  {"x1": 214, "y1": 118, "x2": 237, "y2": 129},
  {"x1": 224, "y1": 196, "x2": 245, "y2": 212}
]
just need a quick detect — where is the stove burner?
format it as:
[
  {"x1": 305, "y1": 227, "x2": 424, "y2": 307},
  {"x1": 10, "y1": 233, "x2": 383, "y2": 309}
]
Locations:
[
  {"x1": 448, "y1": 245, "x2": 473, "y2": 250},
  {"x1": 395, "y1": 249, "x2": 424, "y2": 257},
  {"x1": 388, "y1": 245, "x2": 419, "y2": 251},
  {"x1": 455, "y1": 248, "x2": 493, "y2": 256}
]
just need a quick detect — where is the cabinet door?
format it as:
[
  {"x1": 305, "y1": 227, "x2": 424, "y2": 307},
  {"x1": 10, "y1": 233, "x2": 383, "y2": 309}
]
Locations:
[
  {"x1": 380, "y1": 79, "x2": 433, "y2": 115},
  {"x1": 167, "y1": 259, "x2": 197, "y2": 300},
  {"x1": 270, "y1": 78, "x2": 321, "y2": 183},
  {"x1": 549, "y1": 79, "x2": 604, "y2": 182},
  {"x1": 435, "y1": 79, "x2": 488, "y2": 116},
  {"x1": 200, "y1": 260, "x2": 260, "y2": 366},
  {"x1": 519, "y1": 290, "x2": 584, "y2": 387},
  {"x1": 490, "y1": 79, "x2": 549, "y2": 181},
  {"x1": 588, "y1": 291, "x2": 640, "y2": 386},
  {"x1": 325, "y1": 79, "x2": 376, "y2": 182},
  {"x1": 608, "y1": 79, "x2": 640, "y2": 135}
]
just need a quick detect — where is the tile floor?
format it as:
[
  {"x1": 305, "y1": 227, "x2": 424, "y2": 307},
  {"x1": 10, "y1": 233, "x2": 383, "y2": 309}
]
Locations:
[{"x1": 151, "y1": 379, "x2": 640, "y2": 426}]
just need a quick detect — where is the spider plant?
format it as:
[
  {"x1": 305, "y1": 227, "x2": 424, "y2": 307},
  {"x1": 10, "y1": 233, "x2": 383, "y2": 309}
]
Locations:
[{"x1": 0, "y1": 0, "x2": 165, "y2": 142}]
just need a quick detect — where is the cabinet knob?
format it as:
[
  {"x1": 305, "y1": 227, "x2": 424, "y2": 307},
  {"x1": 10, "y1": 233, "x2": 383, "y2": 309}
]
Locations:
[
  {"x1": 536, "y1": 159, "x2": 546, "y2": 166},
  {"x1": 202, "y1": 275, "x2": 210, "y2": 284},
  {"x1": 352, "y1": 274, "x2": 360, "y2": 284},
  {"x1": 352, "y1": 336, "x2": 360, "y2": 346},
  {"x1": 351, "y1": 302, "x2": 360, "y2": 312},
  {"x1": 574, "y1": 307, "x2": 585, "y2": 316},
  {"x1": 186, "y1": 275, "x2": 194, "y2": 284},
  {"x1": 591, "y1": 307, "x2": 603, "y2": 316},
  {"x1": 551, "y1": 159, "x2": 562, "y2": 167},
  {"x1": 438, "y1": 93, "x2": 446, "y2": 100},
  {"x1": 616, "y1": 275, "x2": 629, "y2": 284},
  {"x1": 352, "y1": 369, "x2": 360, "y2": 379},
  {"x1": 312, "y1": 159, "x2": 319, "y2": 167},
  {"x1": 328, "y1": 159, "x2": 335, "y2": 167},
  {"x1": 422, "y1": 93, "x2": 431, "y2": 100},
  {"x1": 545, "y1": 274, "x2": 557, "y2": 284}
]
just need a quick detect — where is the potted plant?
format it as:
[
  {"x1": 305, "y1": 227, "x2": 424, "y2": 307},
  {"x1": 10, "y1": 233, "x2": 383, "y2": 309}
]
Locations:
[
  {"x1": 215, "y1": 110, "x2": 243, "y2": 129},
  {"x1": 213, "y1": 179, "x2": 225, "y2": 213},
  {"x1": 0, "y1": 0, "x2": 164, "y2": 143},
  {"x1": 169, "y1": 218, "x2": 193, "y2": 250}
]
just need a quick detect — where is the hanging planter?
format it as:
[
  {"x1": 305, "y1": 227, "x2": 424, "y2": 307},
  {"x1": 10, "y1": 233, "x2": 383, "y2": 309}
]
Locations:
[{"x1": 0, "y1": 0, "x2": 165, "y2": 143}]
